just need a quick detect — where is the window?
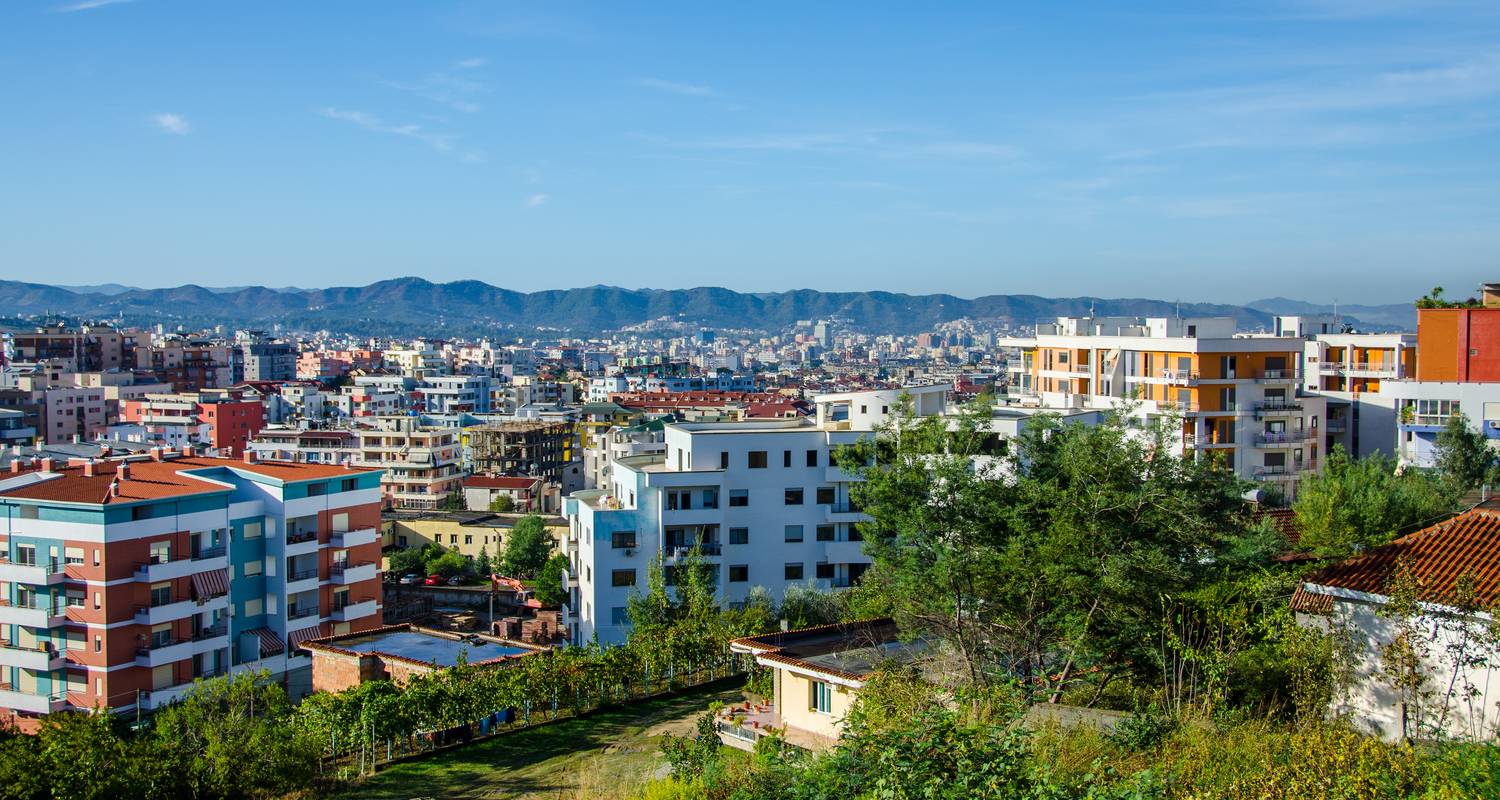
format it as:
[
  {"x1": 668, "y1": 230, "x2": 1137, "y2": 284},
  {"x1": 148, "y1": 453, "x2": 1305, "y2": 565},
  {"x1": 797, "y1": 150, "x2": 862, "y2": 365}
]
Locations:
[
  {"x1": 667, "y1": 490, "x2": 693, "y2": 511},
  {"x1": 815, "y1": 487, "x2": 835, "y2": 505},
  {"x1": 149, "y1": 542, "x2": 174, "y2": 565},
  {"x1": 816, "y1": 524, "x2": 835, "y2": 542},
  {"x1": 18, "y1": 505, "x2": 37, "y2": 520},
  {"x1": 784, "y1": 525, "x2": 804, "y2": 543},
  {"x1": 342, "y1": 478, "x2": 358, "y2": 492},
  {"x1": 816, "y1": 562, "x2": 835, "y2": 579},
  {"x1": 811, "y1": 681, "x2": 833, "y2": 714},
  {"x1": 729, "y1": 527, "x2": 749, "y2": 545},
  {"x1": 64, "y1": 547, "x2": 83, "y2": 566},
  {"x1": 719, "y1": 452, "x2": 729, "y2": 469},
  {"x1": 748, "y1": 451, "x2": 767, "y2": 469},
  {"x1": 783, "y1": 450, "x2": 792, "y2": 468},
  {"x1": 306, "y1": 482, "x2": 327, "y2": 497},
  {"x1": 611, "y1": 530, "x2": 637, "y2": 549},
  {"x1": 94, "y1": 635, "x2": 102, "y2": 653},
  {"x1": 784, "y1": 488, "x2": 804, "y2": 505},
  {"x1": 611, "y1": 569, "x2": 636, "y2": 587},
  {"x1": 464, "y1": 534, "x2": 473, "y2": 545},
  {"x1": 243, "y1": 521, "x2": 262, "y2": 539},
  {"x1": 784, "y1": 562, "x2": 804, "y2": 580},
  {"x1": 702, "y1": 490, "x2": 718, "y2": 509},
  {"x1": 244, "y1": 560, "x2": 263, "y2": 577},
  {"x1": 149, "y1": 582, "x2": 171, "y2": 607},
  {"x1": 728, "y1": 490, "x2": 748, "y2": 507},
  {"x1": 806, "y1": 450, "x2": 818, "y2": 467}
]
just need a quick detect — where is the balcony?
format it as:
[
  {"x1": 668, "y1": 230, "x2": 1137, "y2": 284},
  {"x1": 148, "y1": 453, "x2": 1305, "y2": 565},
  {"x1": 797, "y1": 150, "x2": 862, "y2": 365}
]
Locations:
[
  {"x1": 1159, "y1": 369, "x2": 1199, "y2": 385},
  {"x1": 0, "y1": 686, "x2": 68, "y2": 715},
  {"x1": 1255, "y1": 430, "x2": 1314, "y2": 447},
  {"x1": 1254, "y1": 464, "x2": 1304, "y2": 480},
  {"x1": 1156, "y1": 399, "x2": 1200, "y2": 413},
  {"x1": 1326, "y1": 421, "x2": 1348, "y2": 434},
  {"x1": 820, "y1": 539, "x2": 865, "y2": 563},
  {"x1": 1253, "y1": 369, "x2": 1300, "y2": 383},
  {"x1": 328, "y1": 562, "x2": 378, "y2": 585},
  {"x1": 0, "y1": 556, "x2": 66, "y2": 587},
  {"x1": 135, "y1": 549, "x2": 228, "y2": 583},
  {"x1": 284, "y1": 530, "x2": 321, "y2": 557},
  {"x1": 134, "y1": 594, "x2": 225, "y2": 626},
  {"x1": 1254, "y1": 400, "x2": 1302, "y2": 416},
  {"x1": 329, "y1": 599, "x2": 377, "y2": 622},
  {"x1": 0, "y1": 641, "x2": 65, "y2": 671},
  {"x1": 285, "y1": 567, "x2": 320, "y2": 595},
  {"x1": 1345, "y1": 363, "x2": 1398, "y2": 377},
  {"x1": 330, "y1": 528, "x2": 379, "y2": 549},
  {"x1": 0, "y1": 598, "x2": 67, "y2": 628},
  {"x1": 666, "y1": 543, "x2": 722, "y2": 559}
]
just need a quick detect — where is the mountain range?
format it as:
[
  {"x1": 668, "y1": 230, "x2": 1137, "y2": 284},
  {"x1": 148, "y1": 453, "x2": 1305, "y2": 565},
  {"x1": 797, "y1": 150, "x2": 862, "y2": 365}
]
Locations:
[{"x1": 0, "y1": 278, "x2": 1410, "y2": 336}]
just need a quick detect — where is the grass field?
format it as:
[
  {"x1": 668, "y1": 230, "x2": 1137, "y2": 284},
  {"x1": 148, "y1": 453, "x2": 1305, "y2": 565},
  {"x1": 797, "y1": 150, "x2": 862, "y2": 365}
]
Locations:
[{"x1": 330, "y1": 681, "x2": 745, "y2": 800}]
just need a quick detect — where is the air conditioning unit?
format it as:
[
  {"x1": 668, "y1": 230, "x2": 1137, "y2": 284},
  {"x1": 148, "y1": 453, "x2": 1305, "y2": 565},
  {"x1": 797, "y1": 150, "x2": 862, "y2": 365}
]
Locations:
[{"x1": 623, "y1": 548, "x2": 635, "y2": 557}]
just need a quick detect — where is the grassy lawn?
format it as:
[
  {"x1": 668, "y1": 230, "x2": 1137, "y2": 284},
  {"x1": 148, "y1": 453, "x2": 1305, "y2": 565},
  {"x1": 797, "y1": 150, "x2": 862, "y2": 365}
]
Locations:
[{"x1": 331, "y1": 680, "x2": 745, "y2": 800}]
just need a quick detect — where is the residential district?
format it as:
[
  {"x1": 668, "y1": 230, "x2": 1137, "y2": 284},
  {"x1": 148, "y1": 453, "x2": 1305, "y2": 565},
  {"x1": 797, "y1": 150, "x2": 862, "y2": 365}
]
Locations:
[{"x1": 0, "y1": 290, "x2": 1496, "y2": 796}]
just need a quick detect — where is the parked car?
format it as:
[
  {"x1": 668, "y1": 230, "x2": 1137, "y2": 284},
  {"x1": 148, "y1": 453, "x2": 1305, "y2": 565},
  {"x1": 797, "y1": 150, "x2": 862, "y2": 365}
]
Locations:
[
  {"x1": 446, "y1": 575, "x2": 466, "y2": 586},
  {"x1": 423, "y1": 574, "x2": 443, "y2": 586},
  {"x1": 398, "y1": 573, "x2": 421, "y2": 585}
]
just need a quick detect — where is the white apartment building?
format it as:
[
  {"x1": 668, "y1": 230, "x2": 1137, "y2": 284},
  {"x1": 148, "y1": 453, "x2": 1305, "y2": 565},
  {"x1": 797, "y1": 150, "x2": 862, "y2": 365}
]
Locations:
[
  {"x1": 353, "y1": 417, "x2": 462, "y2": 510},
  {"x1": 419, "y1": 375, "x2": 492, "y2": 415},
  {"x1": 561, "y1": 385, "x2": 949, "y2": 645}
]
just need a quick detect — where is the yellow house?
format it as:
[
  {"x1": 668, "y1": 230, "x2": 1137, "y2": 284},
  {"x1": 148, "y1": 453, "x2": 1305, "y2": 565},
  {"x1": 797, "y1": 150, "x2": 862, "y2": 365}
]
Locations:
[
  {"x1": 382, "y1": 511, "x2": 569, "y2": 567},
  {"x1": 720, "y1": 619, "x2": 926, "y2": 751}
]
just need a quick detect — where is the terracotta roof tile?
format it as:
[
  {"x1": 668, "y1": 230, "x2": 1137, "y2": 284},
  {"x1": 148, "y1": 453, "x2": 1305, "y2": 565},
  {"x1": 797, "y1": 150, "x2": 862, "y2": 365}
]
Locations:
[
  {"x1": 1298, "y1": 505, "x2": 1500, "y2": 609},
  {"x1": 0, "y1": 456, "x2": 375, "y2": 506}
]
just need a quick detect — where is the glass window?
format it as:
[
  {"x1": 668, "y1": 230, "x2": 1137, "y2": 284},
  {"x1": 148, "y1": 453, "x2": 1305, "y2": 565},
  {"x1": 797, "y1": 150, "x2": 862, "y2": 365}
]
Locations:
[
  {"x1": 810, "y1": 681, "x2": 832, "y2": 714},
  {"x1": 747, "y1": 451, "x2": 767, "y2": 469},
  {"x1": 806, "y1": 450, "x2": 818, "y2": 467},
  {"x1": 611, "y1": 569, "x2": 636, "y2": 587},
  {"x1": 729, "y1": 528, "x2": 749, "y2": 545},
  {"x1": 784, "y1": 562, "x2": 803, "y2": 580},
  {"x1": 729, "y1": 565, "x2": 748, "y2": 582},
  {"x1": 784, "y1": 525, "x2": 804, "y2": 543},
  {"x1": 816, "y1": 525, "x2": 835, "y2": 542},
  {"x1": 611, "y1": 530, "x2": 637, "y2": 549},
  {"x1": 610, "y1": 606, "x2": 630, "y2": 625},
  {"x1": 783, "y1": 450, "x2": 792, "y2": 468},
  {"x1": 815, "y1": 487, "x2": 835, "y2": 505},
  {"x1": 816, "y1": 562, "x2": 835, "y2": 579},
  {"x1": 784, "y1": 488, "x2": 804, "y2": 505},
  {"x1": 728, "y1": 490, "x2": 748, "y2": 507}
]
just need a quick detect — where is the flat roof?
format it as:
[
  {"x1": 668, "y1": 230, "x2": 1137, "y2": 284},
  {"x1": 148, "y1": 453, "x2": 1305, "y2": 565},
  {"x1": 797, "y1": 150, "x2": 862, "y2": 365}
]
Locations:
[{"x1": 320, "y1": 628, "x2": 533, "y2": 667}]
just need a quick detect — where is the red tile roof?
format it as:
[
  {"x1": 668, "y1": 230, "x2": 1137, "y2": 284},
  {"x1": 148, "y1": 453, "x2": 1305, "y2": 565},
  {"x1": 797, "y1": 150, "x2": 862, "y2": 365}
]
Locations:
[
  {"x1": 1297, "y1": 504, "x2": 1500, "y2": 610},
  {"x1": 0, "y1": 456, "x2": 375, "y2": 506}
]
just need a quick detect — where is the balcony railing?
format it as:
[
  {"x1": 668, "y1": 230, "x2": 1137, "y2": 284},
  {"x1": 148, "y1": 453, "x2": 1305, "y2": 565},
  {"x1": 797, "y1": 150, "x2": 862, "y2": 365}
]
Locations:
[
  {"x1": 287, "y1": 606, "x2": 319, "y2": 620},
  {"x1": 666, "y1": 543, "x2": 722, "y2": 558},
  {"x1": 286, "y1": 530, "x2": 318, "y2": 545},
  {"x1": 1253, "y1": 369, "x2": 1300, "y2": 382},
  {"x1": 1255, "y1": 430, "x2": 1314, "y2": 446},
  {"x1": 194, "y1": 623, "x2": 228, "y2": 641},
  {"x1": 288, "y1": 567, "x2": 319, "y2": 582},
  {"x1": 1254, "y1": 400, "x2": 1302, "y2": 415},
  {"x1": 0, "y1": 555, "x2": 62, "y2": 574},
  {"x1": 137, "y1": 638, "x2": 185, "y2": 656},
  {"x1": 192, "y1": 545, "x2": 226, "y2": 560},
  {"x1": 1254, "y1": 464, "x2": 1305, "y2": 479},
  {"x1": 1157, "y1": 400, "x2": 1200, "y2": 413},
  {"x1": 1159, "y1": 369, "x2": 1199, "y2": 384}
]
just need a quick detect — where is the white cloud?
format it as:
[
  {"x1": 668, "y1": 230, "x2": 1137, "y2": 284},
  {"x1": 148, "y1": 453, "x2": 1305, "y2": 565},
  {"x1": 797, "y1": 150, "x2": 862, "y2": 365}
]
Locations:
[
  {"x1": 56, "y1": 0, "x2": 133, "y2": 11},
  {"x1": 319, "y1": 107, "x2": 481, "y2": 159},
  {"x1": 525, "y1": 193, "x2": 549, "y2": 208},
  {"x1": 636, "y1": 78, "x2": 715, "y2": 97},
  {"x1": 151, "y1": 113, "x2": 190, "y2": 135},
  {"x1": 380, "y1": 62, "x2": 488, "y2": 114},
  {"x1": 454, "y1": 58, "x2": 487, "y2": 69}
]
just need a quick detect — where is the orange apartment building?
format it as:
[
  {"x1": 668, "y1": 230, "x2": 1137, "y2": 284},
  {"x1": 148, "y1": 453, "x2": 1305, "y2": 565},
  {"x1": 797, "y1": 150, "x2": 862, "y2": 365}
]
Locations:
[{"x1": 1024, "y1": 316, "x2": 1325, "y2": 495}]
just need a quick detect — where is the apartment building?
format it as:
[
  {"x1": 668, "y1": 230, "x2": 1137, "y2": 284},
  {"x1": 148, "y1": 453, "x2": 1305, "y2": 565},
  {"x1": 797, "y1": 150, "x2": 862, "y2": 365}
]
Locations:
[
  {"x1": 247, "y1": 428, "x2": 358, "y2": 465},
  {"x1": 461, "y1": 421, "x2": 571, "y2": 484},
  {"x1": 419, "y1": 375, "x2": 493, "y2": 415},
  {"x1": 354, "y1": 417, "x2": 462, "y2": 510},
  {"x1": 1273, "y1": 316, "x2": 1416, "y2": 460},
  {"x1": 562, "y1": 385, "x2": 948, "y2": 645},
  {"x1": 0, "y1": 411, "x2": 35, "y2": 446},
  {"x1": 384, "y1": 346, "x2": 449, "y2": 380},
  {"x1": 118, "y1": 392, "x2": 267, "y2": 455},
  {"x1": 136, "y1": 340, "x2": 233, "y2": 391},
  {"x1": 1022, "y1": 316, "x2": 1325, "y2": 496},
  {"x1": 0, "y1": 451, "x2": 382, "y2": 728},
  {"x1": 8, "y1": 326, "x2": 130, "y2": 373},
  {"x1": 238, "y1": 336, "x2": 296, "y2": 383}
]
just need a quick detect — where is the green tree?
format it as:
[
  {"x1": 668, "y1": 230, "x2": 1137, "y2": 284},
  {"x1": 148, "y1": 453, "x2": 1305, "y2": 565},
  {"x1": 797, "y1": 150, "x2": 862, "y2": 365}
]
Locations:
[
  {"x1": 489, "y1": 494, "x2": 516, "y2": 513},
  {"x1": 387, "y1": 545, "x2": 427, "y2": 576},
  {"x1": 1294, "y1": 446, "x2": 1452, "y2": 557},
  {"x1": 501, "y1": 515, "x2": 553, "y2": 579},
  {"x1": 1433, "y1": 413, "x2": 1497, "y2": 498},
  {"x1": 426, "y1": 548, "x2": 471, "y2": 578},
  {"x1": 475, "y1": 545, "x2": 493, "y2": 577},
  {"x1": 534, "y1": 553, "x2": 569, "y2": 607}
]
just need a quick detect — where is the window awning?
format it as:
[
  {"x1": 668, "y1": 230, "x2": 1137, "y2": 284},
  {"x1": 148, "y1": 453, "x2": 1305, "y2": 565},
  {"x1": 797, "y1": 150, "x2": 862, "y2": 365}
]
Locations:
[
  {"x1": 191, "y1": 568, "x2": 228, "y2": 599},
  {"x1": 289, "y1": 626, "x2": 326, "y2": 652},
  {"x1": 247, "y1": 627, "x2": 283, "y2": 656}
]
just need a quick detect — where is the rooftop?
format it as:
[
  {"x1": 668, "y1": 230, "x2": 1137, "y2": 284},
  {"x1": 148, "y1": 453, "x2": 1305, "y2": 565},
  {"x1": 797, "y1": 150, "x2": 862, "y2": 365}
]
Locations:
[
  {"x1": 0, "y1": 454, "x2": 375, "y2": 505},
  {"x1": 1296, "y1": 501, "x2": 1500, "y2": 611},
  {"x1": 729, "y1": 619, "x2": 928, "y2": 683},
  {"x1": 301, "y1": 624, "x2": 540, "y2": 668}
]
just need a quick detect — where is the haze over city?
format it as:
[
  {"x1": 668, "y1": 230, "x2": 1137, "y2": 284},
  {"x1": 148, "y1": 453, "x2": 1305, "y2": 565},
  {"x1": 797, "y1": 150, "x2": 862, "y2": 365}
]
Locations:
[{"x1": 5, "y1": 1, "x2": 1499, "y2": 303}]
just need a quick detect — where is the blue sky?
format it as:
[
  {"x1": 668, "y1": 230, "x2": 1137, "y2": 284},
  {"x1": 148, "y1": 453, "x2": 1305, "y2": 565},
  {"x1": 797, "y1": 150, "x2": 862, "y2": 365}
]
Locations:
[{"x1": 2, "y1": 1, "x2": 1498, "y2": 305}]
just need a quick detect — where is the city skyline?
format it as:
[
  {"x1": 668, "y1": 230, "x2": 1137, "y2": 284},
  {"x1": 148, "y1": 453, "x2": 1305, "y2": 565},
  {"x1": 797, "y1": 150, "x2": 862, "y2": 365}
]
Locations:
[{"x1": 4, "y1": 1, "x2": 1499, "y2": 304}]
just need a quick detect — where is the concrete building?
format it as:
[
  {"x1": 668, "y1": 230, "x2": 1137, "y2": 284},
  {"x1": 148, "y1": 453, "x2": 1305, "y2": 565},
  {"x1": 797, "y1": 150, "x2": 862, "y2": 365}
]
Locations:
[
  {"x1": 136, "y1": 340, "x2": 233, "y2": 391},
  {"x1": 239, "y1": 336, "x2": 296, "y2": 383},
  {"x1": 381, "y1": 511, "x2": 568, "y2": 563},
  {"x1": 300, "y1": 624, "x2": 541, "y2": 693},
  {"x1": 355, "y1": 417, "x2": 462, "y2": 511},
  {"x1": 562, "y1": 385, "x2": 949, "y2": 645},
  {"x1": 8, "y1": 326, "x2": 130, "y2": 373},
  {"x1": 461, "y1": 421, "x2": 571, "y2": 485},
  {"x1": 247, "y1": 428, "x2": 359, "y2": 465},
  {"x1": 462, "y1": 476, "x2": 552, "y2": 514},
  {"x1": 118, "y1": 392, "x2": 267, "y2": 456},
  {"x1": 0, "y1": 452, "x2": 383, "y2": 729},
  {"x1": 1018, "y1": 316, "x2": 1326, "y2": 498},
  {"x1": 420, "y1": 375, "x2": 493, "y2": 415}
]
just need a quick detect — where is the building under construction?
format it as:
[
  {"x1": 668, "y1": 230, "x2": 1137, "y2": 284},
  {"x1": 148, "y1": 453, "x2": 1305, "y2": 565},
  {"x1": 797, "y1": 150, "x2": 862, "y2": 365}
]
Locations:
[{"x1": 461, "y1": 421, "x2": 571, "y2": 484}]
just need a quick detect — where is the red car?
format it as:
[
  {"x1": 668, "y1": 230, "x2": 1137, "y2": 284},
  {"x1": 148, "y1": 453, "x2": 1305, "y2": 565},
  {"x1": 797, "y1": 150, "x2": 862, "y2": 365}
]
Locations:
[{"x1": 423, "y1": 574, "x2": 443, "y2": 586}]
